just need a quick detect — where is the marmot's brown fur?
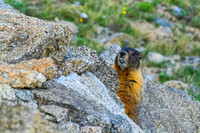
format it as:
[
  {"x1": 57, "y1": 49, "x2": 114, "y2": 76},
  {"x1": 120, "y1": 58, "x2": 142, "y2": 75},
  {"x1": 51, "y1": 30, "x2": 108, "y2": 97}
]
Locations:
[{"x1": 112, "y1": 47, "x2": 143, "y2": 122}]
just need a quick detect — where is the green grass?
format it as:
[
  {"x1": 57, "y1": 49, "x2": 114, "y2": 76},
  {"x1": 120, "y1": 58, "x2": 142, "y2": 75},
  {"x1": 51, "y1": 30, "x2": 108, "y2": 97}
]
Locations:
[{"x1": 146, "y1": 35, "x2": 199, "y2": 56}]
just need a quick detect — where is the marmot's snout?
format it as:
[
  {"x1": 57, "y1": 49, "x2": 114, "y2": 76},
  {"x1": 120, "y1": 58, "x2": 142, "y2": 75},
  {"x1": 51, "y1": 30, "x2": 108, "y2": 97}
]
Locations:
[{"x1": 117, "y1": 50, "x2": 128, "y2": 71}]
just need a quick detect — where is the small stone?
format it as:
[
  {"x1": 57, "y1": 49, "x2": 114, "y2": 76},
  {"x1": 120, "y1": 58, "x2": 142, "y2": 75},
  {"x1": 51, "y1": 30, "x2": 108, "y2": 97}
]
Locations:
[
  {"x1": 166, "y1": 66, "x2": 173, "y2": 76},
  {"x1": 147, "y1": 52, "x2": 166, "y2": 63}
]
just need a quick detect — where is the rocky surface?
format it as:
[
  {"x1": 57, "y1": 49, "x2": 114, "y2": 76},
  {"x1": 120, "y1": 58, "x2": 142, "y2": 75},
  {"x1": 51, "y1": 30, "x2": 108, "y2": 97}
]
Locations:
[
  {"x1": 139, "y1": 78, "x2": 200, "y2": 133},
  {"x1": 99, "y1": 44, "x2": 121, "y2": 66},
  {"x1": 32, "y1": 72, "x2": 143, "y2": 133},
  {"x1": 61, "y1": 46, "x2": 100, "y2": 76},
  {"x1": 56, "y1": 20, "x2": 79, "y2": 40},
  {"x1": 1, "y1": 1, "x2": 200, "y2": 132},
  {"x1": 39, "y1": 105, "x2": 68, "y2": 123},
  {"x1": 0, "y1": 2, "x2": 71, "y2": 65},
  {"x1": 0, "y1": 57, "x2": 57, "y2": 88},
  {"x1": 0, "y1": 100, "x2": 63, "y2": 133}
]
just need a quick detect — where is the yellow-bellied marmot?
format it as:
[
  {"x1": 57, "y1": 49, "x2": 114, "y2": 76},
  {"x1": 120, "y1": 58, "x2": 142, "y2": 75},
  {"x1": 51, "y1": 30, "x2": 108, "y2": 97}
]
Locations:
[{"x1": 112, "y1": 47, "x2": 143, "y2": 122}]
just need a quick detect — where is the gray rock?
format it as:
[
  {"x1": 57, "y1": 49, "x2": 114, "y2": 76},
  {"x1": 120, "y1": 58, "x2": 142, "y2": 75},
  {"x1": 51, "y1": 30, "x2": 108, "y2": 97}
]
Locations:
[
  {"x1": 100, "y1": 44, "x2": 121, "y2": 66},
  {"x1": 80, "y1": 126, "x2": 102, "y2": 133},
  {"x1": 154, "y1": 18, "x2": 175, "y2": 28},
  {"x1": 61, "y1": 46, "x2": 100, "y2": 76},
  {"x1": 39, "y1": 105, "x2": 68, "y2": 122},
  {"x1": 80, "y1": 112, "x2": 134, "y2": 133},
  {"x1": 0, "y1": 1, "x2": 71, "y2": 65},
  {"x1": 138, "y1": 78, "x2": 200, "y2": 133},
  {"x1": 0, "y1": 84, "x2": 17, "y2": 100},
  {"x1": 147, "y1": 52, "x2": 166, "y2": 63},
  {"x1": 59, "y1": 121, "x2": 80, "y2": 133},
  {"x1": 0, "y1": 0, "x2": 13, "y2": 10},
  {"x1": 61, "y1": 45, "x2": 121, "y2": 107},
  {"x1": 32, "y1": 72, "x2": 144, "y2": 133},
  {"x1": 0, "y1": 100, "x2": 64, "y2": 133},
  {"x1": 56, "y1": 20, "x2": 78, "y2": 40},
  {"x1": 15, "y1": 89, "x2": 35, "y2": 102},
  {"x1": 0, "y1": 84, "x2": 38, "y2": 108}
]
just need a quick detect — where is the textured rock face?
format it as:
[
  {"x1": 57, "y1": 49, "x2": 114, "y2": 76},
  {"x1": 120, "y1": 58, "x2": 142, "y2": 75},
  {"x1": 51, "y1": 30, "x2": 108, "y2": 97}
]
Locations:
[
  {"x1": 0, "y1": 57, "x2": 57, "y2": 79},
  {"x1": 80, "y1": 126, "x2": 102, "y2": 133},
  {"x1": 0, "y1": 57, "x2": 57, "y2": 88},
  {"x1": 61, "y1": 45, "x2": 122, "y2": 107},
  {"x1": 0, "y1": 100, "x2": 63, "y2": 133},
  {"x1": 39, "y1": 105, "x2": 68, "y2": 122},
  {"x1": 32, "y1": 72, "x2": 144, "y2": 133},
  {"x1": 0, "y1": 3, "x2": 71, "y2": 65},
  {"x1": 138, "y1": 78, "x2": 200, "y2": 133},
  {"x1": 100, "y1": 44, "x2": 121, "y2": 66},
  {"x1": 56, "y1": 20, "x2": 78, "y2": 40},
  {"x1": 61, "y1": 46, "x2": 100, "y2": 76}
]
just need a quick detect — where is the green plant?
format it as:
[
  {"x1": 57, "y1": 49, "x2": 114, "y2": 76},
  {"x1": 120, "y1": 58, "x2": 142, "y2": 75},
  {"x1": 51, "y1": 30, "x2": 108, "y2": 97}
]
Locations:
[
  {"x1": 4, "y1": 0, "x2": 26, "y2": 13},
  {"x1": 138, "y1": 2, "x2": 154, "y2": 12},
  {"x1": 190, "y1": 16, "x2": 200, "y2": 28},
  {"x1": 146, "y1": 35, "x2": 197, "y2": 56}
]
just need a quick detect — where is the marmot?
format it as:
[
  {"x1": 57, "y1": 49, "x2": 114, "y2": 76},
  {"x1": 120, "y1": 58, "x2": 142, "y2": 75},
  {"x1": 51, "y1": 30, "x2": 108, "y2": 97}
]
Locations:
[{"x1": 112, "y1": 47, "x2": 143, "y2": 122}]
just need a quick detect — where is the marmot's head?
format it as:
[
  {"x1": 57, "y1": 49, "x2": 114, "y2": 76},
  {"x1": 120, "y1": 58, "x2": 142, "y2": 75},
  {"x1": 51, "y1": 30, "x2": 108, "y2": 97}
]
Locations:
[{"x1": 115, "y1": 47, "x2": 143, "y2": 71}]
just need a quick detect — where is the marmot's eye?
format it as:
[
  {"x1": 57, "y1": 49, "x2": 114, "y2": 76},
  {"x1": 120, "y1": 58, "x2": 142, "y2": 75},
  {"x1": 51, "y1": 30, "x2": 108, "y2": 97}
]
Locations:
[{"x1": 138, "y1": 54, "x2": 143, "y2": 60}]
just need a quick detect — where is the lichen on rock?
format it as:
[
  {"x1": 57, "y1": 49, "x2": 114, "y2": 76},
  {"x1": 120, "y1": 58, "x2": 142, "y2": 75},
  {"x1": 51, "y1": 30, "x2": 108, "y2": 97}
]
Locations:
[{"x1": 0, "y1": 7, "x2": 71, "y2": 65}]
